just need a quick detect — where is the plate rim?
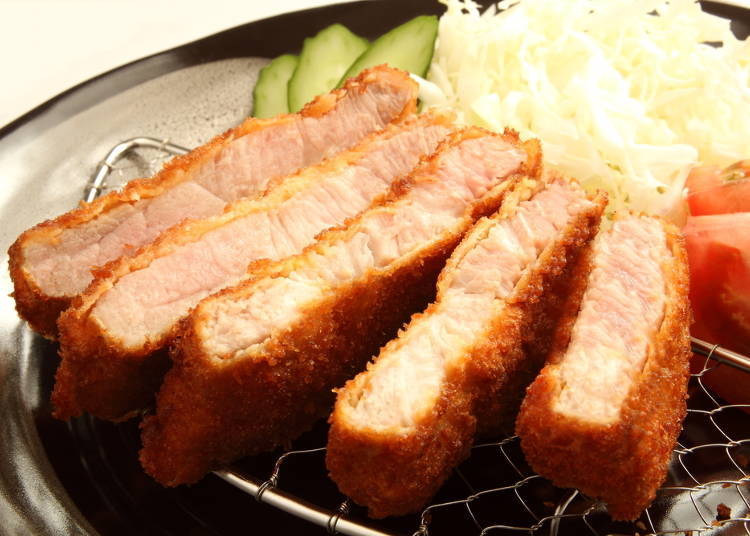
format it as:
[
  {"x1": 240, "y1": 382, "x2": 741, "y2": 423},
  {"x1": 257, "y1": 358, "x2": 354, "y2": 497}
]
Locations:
[{"x1": 1, "y1": 1, "x2": 748, "y2": 535}]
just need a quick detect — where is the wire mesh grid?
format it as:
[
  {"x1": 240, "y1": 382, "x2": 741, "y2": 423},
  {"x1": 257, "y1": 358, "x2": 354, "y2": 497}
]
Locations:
[{"x1": 88, "y1": 138, "x2": 750, "y2": 536}]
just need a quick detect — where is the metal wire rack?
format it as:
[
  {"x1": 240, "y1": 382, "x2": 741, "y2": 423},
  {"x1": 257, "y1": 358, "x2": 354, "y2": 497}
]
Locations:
[{"x1": 86, "y1": 138, "x2": 750, "y2": 536}]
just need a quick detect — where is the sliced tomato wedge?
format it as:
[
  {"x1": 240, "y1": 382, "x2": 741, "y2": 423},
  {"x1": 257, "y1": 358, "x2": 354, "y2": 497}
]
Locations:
[
  {"x1": 686, "y1": 160, "x2": 750, "y2": 216},
  {"x1": 684, "y1": 213, "x2": 750, "y2": 406}
]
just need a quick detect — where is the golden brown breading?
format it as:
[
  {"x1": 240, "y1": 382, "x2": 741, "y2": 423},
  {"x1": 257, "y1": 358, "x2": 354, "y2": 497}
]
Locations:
[
  {"x1": 326, "y1": 185, "x2": 606, "y2": 518},
  {"x1": 9, "y1": 65, "x2": 417, "y2": 339},
  {"x1": 141, "y1": 233, "x2": 458, "y2": 486},
  {"x1": 139, "y1": 128, "x2": 542, "y2": 486},
  {"x1": 50, "y1": 111, "x2": 453, "y2": 422},
  {"x1": 515, "y1": 220, "x2": 691, "y2": 521}
]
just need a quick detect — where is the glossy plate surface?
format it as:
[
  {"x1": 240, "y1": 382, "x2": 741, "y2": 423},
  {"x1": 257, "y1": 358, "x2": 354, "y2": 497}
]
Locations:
[{"x1": 0, "y1": 2, "x2": 748, "y2": 535}]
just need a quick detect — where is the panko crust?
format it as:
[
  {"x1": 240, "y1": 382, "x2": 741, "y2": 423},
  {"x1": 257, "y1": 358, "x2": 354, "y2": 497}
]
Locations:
[
  {"x1": 515, "y1": 220, "x2": 691, "y2": 521},
  {"x1": 49, "y1": 195, "x2": 272, "y2": 421},
  {"x1": 51, "y1": 109, "x2": 449, "y2": 423},
  {"x1": 140, "y1": 232, "x2": 461, "y2": 486},
  {"x1": 326, "y1": 186, "x2": 606, "y2": 518},
  {"x1": 53, "y1": 299, "x2": 175, "y2": 421},
  {"x1": 53, "y1": 97, "x2": 444, "y2": 420},
  {"x1": 157, "y1": 126, "x2": 538, "y2": 312},
  {"x1": 6, "y1": 246, "x2": 69, "y2": 339},
  {"x1": 139, "y1": 128, "x2": 538, "y2": 486},
  {"x1": 327, "y1": 377, "x2": 476, "y2": 518},
  {"x1": 471, "y1": 190, "x2": 608, "y2": 437},
  {"x1": 9, "y1": 65, "x2": 417, "y2": 339}
]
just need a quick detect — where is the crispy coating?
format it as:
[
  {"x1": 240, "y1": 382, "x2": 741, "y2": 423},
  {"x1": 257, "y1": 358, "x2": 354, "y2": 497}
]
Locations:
[
  {"x1": 141, "y1": 234, "x2": 456, "y2": 486},
  {"x1": 326, "y1": 185, "x2": 606, "y2": 518},
  {"x1": 515, "y1": 220, "x2": 691, "y2": 521},
  {"x1": 51, "y1": 111, "x2": 451, "y2": 423},
  {"x1": 139, "y1": 128, "x2": 542, "y2": 486},
  {"x1": 9, "y1": 65, "x2": 417, "y2": 339},
  {"x1": 54, "y1": 247, "x2": 185, "y2": 421}
]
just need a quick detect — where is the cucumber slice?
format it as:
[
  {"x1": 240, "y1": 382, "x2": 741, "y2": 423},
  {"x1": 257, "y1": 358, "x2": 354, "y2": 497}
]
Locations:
[
  {"x1": 287, "y1": 24, "x2": 368, "y2": 113},
  {"x1": 339, "y1": 15, "x2": 439, "y2": 85},
  {"x1": 252, "y1": 54, "x2": 299, "y2": 118}
]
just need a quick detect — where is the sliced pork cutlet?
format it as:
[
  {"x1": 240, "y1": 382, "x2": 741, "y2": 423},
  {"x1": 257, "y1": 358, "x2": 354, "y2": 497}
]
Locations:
[
  {"x1": 9, "y1": 65, "x2": 417, "y2": 338},
  {"x1": 52, "y1": 111, "x2": 455, "y2": 422},
  {"x1": 326, "y1": 178, "x2": 606, "y2": 518},
  {"x1": 516, "y1": 215, "x2": 691, "y2": 521},
  {"x1": 139, "y1": 127, "x2": 542, "y2": 486}
]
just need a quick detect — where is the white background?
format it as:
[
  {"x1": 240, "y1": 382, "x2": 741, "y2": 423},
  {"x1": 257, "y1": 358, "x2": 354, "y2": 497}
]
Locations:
[
  {"x1": 1, "y1": 0, "x2": 351, "y2": 128},
  {"x1": 2, "y1": 0, "x2": 749, "y2": 128}
]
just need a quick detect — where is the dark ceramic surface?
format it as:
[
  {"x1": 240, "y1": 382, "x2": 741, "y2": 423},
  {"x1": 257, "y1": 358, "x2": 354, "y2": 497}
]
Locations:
[{"x1": 0, "y1": 2, "x2": 748, "y2": 535}]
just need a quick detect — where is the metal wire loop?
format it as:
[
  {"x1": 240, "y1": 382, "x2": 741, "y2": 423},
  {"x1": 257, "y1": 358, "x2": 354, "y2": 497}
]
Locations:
[
  {"x1": 255, "y1": 477, "x2": 276, "y2": 503},
  {"x1": 327, "y1": 500, "x2": 351, "y2": 534},
  {"x1": 85, "y1": 137, "x2": 189, "y2": 202}
]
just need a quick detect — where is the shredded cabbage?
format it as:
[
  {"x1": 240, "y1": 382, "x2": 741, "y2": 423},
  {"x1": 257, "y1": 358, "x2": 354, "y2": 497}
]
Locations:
[{"x1": 421, "y1": 0, "x2": 750, "y2": 217}]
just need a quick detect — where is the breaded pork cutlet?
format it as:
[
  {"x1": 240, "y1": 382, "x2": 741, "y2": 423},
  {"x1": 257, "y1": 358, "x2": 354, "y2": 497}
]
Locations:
[
  {"x1": 326, "y1": 178, "x2": 606, "y2": 518},
  {"x1": 9, "y1": 65, "x2": 417, "y2": 338},
  {"x1": 52, "y1": 111, "x2": 454, "y2": 422},
  {"x1": 516, "y1": 215, "x2": 691, "y2": 521},
  {"x1": 139, "y1": 127, "x2": 542, "y2": 486}
]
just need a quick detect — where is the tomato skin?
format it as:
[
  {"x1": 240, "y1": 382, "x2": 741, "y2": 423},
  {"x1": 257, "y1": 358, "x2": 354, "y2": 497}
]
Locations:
[
  {"x1": 683, "y1": 214, "x2": 750, "y2": 406},
  {"x1": 686, "y1": 160, "x2": 750, "y2": 216}
]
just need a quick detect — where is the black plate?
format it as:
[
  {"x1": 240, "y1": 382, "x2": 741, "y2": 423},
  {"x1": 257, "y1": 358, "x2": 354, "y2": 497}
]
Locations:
[{"x1": 1, "y1": 2, "x2": 749, "y2": 536}]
